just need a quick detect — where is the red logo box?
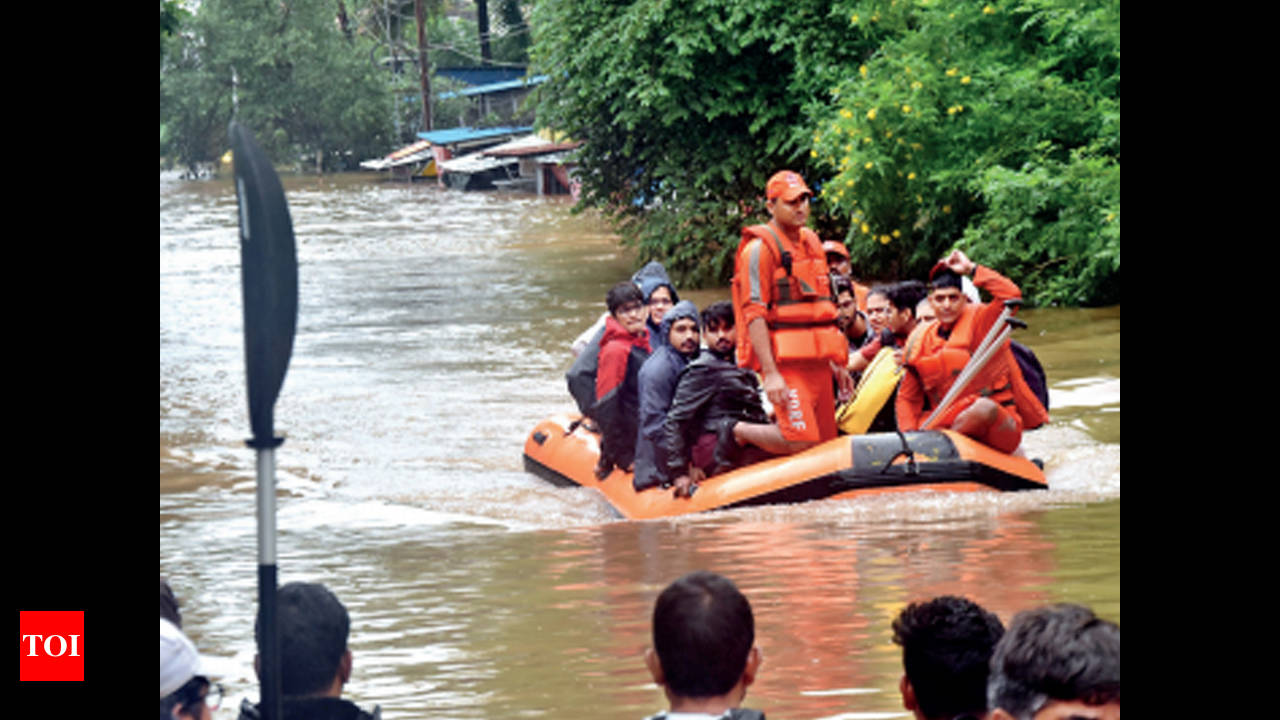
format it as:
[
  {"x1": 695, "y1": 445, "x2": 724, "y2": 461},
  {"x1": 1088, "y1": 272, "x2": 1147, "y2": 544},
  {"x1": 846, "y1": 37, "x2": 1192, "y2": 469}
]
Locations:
[{"x1": 19, "y1": 611, "x2": 84, "y2": 681}]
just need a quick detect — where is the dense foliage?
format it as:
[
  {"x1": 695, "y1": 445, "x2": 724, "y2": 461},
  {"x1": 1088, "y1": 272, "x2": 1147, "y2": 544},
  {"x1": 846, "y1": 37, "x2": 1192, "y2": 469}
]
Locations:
[
  {"x1": 529, "y1": 0, "x2": 1118, "y2": 306},
  {"x1": 160, "y1": 0, "x2": 533, "y2": 173}
]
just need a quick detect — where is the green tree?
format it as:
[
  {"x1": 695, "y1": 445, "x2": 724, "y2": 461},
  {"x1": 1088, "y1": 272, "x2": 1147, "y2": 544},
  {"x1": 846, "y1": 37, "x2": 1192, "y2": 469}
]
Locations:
[
  {"x1": 161, "y1": 0, "x2": 397, "y2": 172},
  {"x1": 528, "y1": 0, "x2": 877, "y2": 287},
  {"x1": 529, "y1": 0, "x2": 1119, "y2": 305},
  {"x1": 813, "y1": 0, "x2": 1119, "y2": 305}
]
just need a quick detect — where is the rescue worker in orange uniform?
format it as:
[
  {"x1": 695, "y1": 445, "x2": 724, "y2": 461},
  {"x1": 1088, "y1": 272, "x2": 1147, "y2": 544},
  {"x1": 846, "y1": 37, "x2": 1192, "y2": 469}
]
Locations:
[
  {"x1": 725, "y1": 171, "x2": 852, "y2": 458},
  {"x1": 896, "y1": 249, "x2": 1045, "y2": 454}
]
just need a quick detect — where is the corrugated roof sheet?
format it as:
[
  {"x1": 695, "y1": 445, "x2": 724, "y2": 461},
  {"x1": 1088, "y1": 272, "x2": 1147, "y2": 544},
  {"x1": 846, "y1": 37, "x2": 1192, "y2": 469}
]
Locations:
[
  {"x1": 417, "y1": 126, "x2": 533, "y2": 145},
  {"x1": 438, "y1": 75, "x2": 549, "y2": 100}
]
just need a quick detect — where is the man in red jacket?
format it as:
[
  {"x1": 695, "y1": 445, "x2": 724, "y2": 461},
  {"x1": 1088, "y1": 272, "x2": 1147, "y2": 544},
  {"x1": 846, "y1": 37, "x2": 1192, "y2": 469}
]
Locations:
[{"x1": 592, "y1": 281, "x2": 652, "y2": 478}]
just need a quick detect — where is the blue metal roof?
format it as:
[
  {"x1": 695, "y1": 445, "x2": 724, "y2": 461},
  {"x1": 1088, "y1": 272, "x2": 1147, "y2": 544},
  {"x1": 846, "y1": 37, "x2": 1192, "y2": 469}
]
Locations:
[
  {"x1": 435, "y1": 66, "x2": 528, "y2": 86},
  {"x1": 417, "y1": 126, "x2": 534, "y2": 145},
  {"x1": 438, "y1": 75, "x2": 549, "y2": 100}
]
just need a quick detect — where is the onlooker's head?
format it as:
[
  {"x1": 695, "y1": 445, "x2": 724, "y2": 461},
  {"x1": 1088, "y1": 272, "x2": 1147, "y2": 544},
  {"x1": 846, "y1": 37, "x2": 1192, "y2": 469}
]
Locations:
[
  {"x1": 645, "y1": 571, "x2": 761, "y2": 707},
  {"x1": 606, "y1": 281, "x2": 648, "y2": 335},
  {"x1": 987, "y1": 604, "x2": 1120, "y2": 720},
  {"x1": 887, "y1": 280, "x2": 930, "y2": 333},
  {"x1": 701, "y1": 301, "x2": 736, "y2": 358},
  {"x1": 892, "y1": 596, "x2": 1004, "y2": 720},
  {"x1": 160, "y1": 618, "x2": 224, "y2": 720},
  {"x1": 256, "y1": 582, "x2": 353, "y2": 698},
  {"x1": 916, "y1": 297, "x2": 937, "y2": 324},
  {"x1": 834, "y1": 276, "x2": 860, "y2": 332}
]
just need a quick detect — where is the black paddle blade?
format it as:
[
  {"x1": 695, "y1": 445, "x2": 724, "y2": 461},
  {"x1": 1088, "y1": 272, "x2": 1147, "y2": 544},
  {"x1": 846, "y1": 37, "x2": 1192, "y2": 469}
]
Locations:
[{"x1": 231, "y1": 121, "x2": 298, "y2": 447}]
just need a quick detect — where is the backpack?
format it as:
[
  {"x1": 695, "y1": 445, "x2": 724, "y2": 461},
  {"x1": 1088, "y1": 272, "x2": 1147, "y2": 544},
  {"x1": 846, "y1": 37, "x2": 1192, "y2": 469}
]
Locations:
[
  {"x1": 566, "y1": 324, "x2": 607, "y2": 415},
  {"x1": 1010, "y1": 340, "x2": 1050, "y2": 411}
]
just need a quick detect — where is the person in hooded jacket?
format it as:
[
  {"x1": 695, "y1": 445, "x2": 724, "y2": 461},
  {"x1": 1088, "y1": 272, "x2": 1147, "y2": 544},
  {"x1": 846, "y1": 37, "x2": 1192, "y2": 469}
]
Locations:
[
  {"x1": 592, "y1": 281, "x2": 652, "y2": 479},
  {"x1": 632, "y1": 260, "x2": 680, "y2": 349},
  {"x1": 633, "y1": 299, "x2": 702, "y2": 492}
]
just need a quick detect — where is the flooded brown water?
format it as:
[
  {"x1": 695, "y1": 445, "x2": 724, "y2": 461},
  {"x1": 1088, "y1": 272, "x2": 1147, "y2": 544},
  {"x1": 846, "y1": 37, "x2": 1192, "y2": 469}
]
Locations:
[{"x1": 160, "y1": 171, "x2": 1118, "y2": 719}]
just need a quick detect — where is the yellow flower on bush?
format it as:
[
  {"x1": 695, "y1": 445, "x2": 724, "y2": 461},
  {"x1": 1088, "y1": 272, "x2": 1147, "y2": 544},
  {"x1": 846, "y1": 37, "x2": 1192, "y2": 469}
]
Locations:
[
  {"x1": 961, "y1": 75, "x2": 971, "y2": 84},
  {"x1": 908, "y1": 172, "x2": 916, "y2": 180},
  {"x1": 902, "y1": 105, "x2": 912, "y2": 113},
  {"x1": 810, "y1": 149, "x2": 818, "y2": 158},
  {"x1": 892, "y1": 229, "x2": 902, "y2": 238},
  {"x1": 879, "y1": 234, "x2": 892, "y2": 244},
  {"x1": 840, "y1": 108, "x2": 853, "y2": 119},
  {"x1": 861, "y1": 222, "x2": 870, "y2": 234},
  {"x1": 942, "y1": 205, "x2": 952, "y2": 213},
  {"x1": 860, "y1": 64, "x2": 868, "y2": 78},
  {"x1": 865, "y1": 161, "x2": 874, "y2": 169},
  {"x1": 946, "y1": 68, "x2": 958, "y2": 77},
  {"x1": 911, "y1": 81, "x2": 923, "y2": 90},
  {"x1": 867, "y1": 108, "x2": 878, "y2": 120},
  {"x1": 983, "y1": 5, "x2": 995, "y2": 14},
  {"x1": 851, "y1": 13, "x2": 859, "y2": 23}
]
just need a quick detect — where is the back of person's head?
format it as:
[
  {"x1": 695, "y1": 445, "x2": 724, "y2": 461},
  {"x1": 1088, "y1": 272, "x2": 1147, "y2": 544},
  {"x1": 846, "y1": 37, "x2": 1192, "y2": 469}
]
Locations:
[
  {"x1": 892, "y1": 595, "x2": 1004, "y2": 720},
  {"x1": 256, "y1": 581, "x2": 350, "y2": 697},
  {"x1": 702, "y1": 300, "x2": 735, "y2": 330},
  {"x1": 606, "y1": 281, "x2": 645, "y2": 316},
  {"x1": 161, "y1": 618, "x2": 223, "y2": 719},
  {"x1": 889, "y1": 280, "x2": 929, "y2": 316},
  {"x1": 652, "y1": 571, "x2": 754, "y2": 699},
  {"x1": 987, "y1": 604, "x2": 1120, "y2": 720}
]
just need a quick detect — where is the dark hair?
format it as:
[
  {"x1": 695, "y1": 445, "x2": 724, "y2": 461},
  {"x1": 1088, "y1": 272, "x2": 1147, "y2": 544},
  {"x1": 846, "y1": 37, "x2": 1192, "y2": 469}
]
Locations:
[
  {"x1": 888, "y1": 280, "x2": 929, "y2": 316},
  {"x1": 161, "y1": 577, "x2": 182, "y2": 628},
  {"x1": 930, "y1": 268, "x2": 964, "y2": 291},
  {"x1": 868, "y1": 283, "x2": 893, "y2": 301},
  {"x1": 833, "y1": 275, "x2": 854, "y2": 299},
  {"x1": 160, "y1": 675, "x2": 208, "y2": 720},
  {"x1": 652, "y1": 571, "x2": 754, "y2": 699},
  {"x1": 256, "y1": 582, "x2": 350, "y2": 697},
  {"x1": 701, "y1": 301, "x2": 735, "y2": 330},
  {"x1": 606, "y1": 281, "x2": 645, "y2": 315},
  {"x1": 892, "y1": 596, "x2": 1004, "y2": 720},
  {"x1": 987, "y1": 604, "x2": 1120, "y2": 719}
]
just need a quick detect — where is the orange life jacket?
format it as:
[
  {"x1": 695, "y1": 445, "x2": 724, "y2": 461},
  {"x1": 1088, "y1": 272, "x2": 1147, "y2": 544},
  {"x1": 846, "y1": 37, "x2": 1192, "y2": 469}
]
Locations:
[
  {"x1": 902, "y1": 305, "x2": 1050, "y2": 430},
  {"x1": 731, "y1": 223, "x2": 848, "y2": 369}
]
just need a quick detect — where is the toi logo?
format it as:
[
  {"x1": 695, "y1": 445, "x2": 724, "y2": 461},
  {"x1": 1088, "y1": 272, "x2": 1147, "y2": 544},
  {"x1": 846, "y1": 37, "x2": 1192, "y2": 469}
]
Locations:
[{"x1": 19, "y1": 611, "x2": 84, "y2": 681}]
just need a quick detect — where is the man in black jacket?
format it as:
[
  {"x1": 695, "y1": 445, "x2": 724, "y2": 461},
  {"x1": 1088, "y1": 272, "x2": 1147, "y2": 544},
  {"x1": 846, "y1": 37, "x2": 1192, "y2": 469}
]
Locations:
[{"x1": 661, "y1": 302, "x2": 774, "y2": 497}]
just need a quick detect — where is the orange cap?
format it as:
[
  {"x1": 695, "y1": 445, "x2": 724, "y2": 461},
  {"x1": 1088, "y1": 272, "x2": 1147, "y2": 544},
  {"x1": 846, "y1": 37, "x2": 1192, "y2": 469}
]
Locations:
[
  {"x1": 822, "y1": 240, "x2": 850, "y2": 259},
  {"x1": 766, "y1": 170, "x2": 812, "y2": 201}
]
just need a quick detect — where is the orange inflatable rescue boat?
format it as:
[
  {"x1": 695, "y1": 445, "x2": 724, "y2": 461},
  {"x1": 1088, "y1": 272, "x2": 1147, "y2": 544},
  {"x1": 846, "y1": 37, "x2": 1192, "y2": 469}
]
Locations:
[{"x1": 523, "y1": 412, "x2": 1047, "y2": 520}]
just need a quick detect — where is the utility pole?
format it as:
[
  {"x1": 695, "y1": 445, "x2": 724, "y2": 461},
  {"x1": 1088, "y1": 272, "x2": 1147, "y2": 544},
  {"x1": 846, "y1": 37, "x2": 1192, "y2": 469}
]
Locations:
[{"x1": 416, "y1": 0, "x2": 432, "y2": 131}]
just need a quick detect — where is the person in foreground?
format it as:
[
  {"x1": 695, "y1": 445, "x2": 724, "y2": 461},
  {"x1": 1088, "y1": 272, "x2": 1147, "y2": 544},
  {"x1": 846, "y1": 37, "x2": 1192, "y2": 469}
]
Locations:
[
  {"x1": 896, "y1": 249, "x2": 1043, "y2": 453},
  {"x1": 892, "y1": 596, "x2": 1005, "y2": 720},
  {"x1": 237, "y1": 582, "x2": 381, "y2": 720},
  {"x1": 728, "y1": 170, "x2": 851, "y2": 459},
  {"x1": 987, "y1": 604, "x2": 1120, "y2": 720},
  {"x1": 644, "y1": 571, "x2": 765, "y2": 720},
  {"x1": 161, "y1": 618, "x2": 226, "y2": 720}
]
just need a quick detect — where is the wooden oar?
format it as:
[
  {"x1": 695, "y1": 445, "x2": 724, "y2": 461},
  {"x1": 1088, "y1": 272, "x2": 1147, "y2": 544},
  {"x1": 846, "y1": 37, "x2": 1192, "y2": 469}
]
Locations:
[{"x1": 230, "y1": 120, "x2": 298, "y2": 720}]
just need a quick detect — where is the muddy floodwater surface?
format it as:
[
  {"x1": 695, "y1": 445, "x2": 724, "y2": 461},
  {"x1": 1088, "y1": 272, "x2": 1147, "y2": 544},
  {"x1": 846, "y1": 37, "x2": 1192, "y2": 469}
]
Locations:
[{"x1": 160, "y1": 171, "x2": 1119, "y2": 720}]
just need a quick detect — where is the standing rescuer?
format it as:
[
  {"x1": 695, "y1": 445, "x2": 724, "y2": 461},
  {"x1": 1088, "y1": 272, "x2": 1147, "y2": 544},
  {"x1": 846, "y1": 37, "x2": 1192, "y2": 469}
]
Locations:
[{"x1": 729, "y1": 171, "x2": 851, "y2": 455}]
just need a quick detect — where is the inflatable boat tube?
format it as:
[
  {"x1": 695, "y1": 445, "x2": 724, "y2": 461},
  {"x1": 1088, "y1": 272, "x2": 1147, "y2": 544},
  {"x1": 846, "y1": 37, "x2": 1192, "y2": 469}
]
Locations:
[{"x1": 523, "y1": 413, "x2": 1047, "y2": 520}]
